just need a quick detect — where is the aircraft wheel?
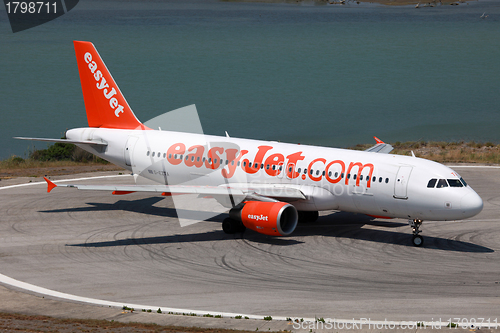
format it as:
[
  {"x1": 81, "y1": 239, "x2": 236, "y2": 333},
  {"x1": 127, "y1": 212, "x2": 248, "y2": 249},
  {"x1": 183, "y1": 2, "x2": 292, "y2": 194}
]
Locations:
[
  {"x1": 222, "y1": 218, "x2": 245, "y2": 234},
  {"x1": 412, "y1": 235, "x2": 424, "y2": 247},
  {"x1": 298, "y1": 211, "x2": 319, "y2": 223}
]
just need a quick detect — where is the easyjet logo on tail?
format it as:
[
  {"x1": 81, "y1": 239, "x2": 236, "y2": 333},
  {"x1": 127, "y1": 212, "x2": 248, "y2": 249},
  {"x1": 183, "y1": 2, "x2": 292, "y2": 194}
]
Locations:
[{"x1": 84, "y1": 52, "x2": 125, "y2": 117}]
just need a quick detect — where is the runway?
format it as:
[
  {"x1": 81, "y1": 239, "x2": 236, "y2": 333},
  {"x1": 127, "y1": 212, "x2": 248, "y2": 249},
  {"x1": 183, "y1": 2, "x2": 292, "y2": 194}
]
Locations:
[{"x1": 0, "y1": 167, "x2": 499, "y2": 323}]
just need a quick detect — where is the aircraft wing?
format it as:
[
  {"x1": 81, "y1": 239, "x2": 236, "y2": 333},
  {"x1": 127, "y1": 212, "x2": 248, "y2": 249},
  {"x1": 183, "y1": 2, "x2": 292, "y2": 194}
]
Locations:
[
  {"x1": 365, "y1": 136, "x2": 393, "y2": 154},
  {"x1": 43, "y1": 178, "x2": 306, "y2": 200},
  {"x1": 14, "y1": 137, "x2": 108, "y2": 146}
]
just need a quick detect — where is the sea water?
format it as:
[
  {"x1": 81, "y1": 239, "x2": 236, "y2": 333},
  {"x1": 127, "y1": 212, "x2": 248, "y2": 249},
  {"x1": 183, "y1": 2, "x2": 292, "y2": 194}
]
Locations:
[{"x1": 0, "y1": 0, "x2": 499, "y2": 159}]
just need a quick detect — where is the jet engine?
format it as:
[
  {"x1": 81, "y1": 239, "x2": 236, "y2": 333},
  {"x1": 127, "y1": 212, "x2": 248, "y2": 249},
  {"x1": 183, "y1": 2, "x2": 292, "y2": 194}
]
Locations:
[{"x1": 224, "y1": 201, "x2": 298, "y2": 236}]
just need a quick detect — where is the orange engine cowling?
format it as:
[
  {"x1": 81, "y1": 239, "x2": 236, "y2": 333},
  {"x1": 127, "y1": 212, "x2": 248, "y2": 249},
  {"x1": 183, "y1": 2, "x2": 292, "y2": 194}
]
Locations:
[{"x1": 229, "y1": 201, "x2": 298, "y2": 236}]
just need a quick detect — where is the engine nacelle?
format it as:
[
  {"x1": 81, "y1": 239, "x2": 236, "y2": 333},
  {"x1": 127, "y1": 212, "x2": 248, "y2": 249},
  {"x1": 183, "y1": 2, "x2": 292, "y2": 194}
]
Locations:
[{"x1": 229, "y1": 201, "x2": 298, "y2": 236}]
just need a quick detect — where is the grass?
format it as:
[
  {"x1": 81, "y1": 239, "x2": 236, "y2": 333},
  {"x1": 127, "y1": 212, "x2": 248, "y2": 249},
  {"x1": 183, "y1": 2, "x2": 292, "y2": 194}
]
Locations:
[
  {"x1": 0, "y1": 312, "x2": 276, "y2": 333},
  {"x1": 0, "y1": 156, "x2": 98, "y2": 170}
]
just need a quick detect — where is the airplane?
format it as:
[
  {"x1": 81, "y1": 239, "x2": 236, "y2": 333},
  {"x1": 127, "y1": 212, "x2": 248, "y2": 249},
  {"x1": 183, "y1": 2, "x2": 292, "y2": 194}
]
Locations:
[{"x1": 16, "y1": 41, "x2": 483, "y2": 247}]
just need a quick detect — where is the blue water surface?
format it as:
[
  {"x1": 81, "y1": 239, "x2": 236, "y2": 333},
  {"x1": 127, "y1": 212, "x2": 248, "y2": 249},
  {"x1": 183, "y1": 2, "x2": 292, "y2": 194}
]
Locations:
[{"x1": 0, "y1": 0, "x2": 499, "y2": 159}]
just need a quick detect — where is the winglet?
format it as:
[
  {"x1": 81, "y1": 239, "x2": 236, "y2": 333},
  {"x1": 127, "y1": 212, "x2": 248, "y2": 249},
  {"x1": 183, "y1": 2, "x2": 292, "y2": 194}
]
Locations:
[
  {"x1": 374, "y1": 136, "x2": 384, "y2": 144},
  {"x1": 44, "y1": 177, "x2": 57, "y2": 193}
]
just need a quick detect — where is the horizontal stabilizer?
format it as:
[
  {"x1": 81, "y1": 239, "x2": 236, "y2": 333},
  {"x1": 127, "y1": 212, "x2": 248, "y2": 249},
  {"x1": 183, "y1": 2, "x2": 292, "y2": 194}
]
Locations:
[{"x1": 14, "y1": 137, "x2": 107, "y2": 146}]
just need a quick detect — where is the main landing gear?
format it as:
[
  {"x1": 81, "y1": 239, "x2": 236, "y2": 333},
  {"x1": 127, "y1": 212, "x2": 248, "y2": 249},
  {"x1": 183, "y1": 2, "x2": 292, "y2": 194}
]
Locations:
[
  {"x1": 408, "y1": 219, "x2": 423, "y2": 247},
  {"x1": 298, "y1": 211, "x2": 319, "y2": 223},
  {"x1": 222, "y1": 218, "x2": 246, "y2": 234}
]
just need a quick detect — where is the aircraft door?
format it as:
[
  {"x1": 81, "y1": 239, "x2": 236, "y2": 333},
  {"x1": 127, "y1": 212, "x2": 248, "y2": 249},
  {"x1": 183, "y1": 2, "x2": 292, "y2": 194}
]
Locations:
[
  {"x1": 124, "y1": 136, "x2": 139, "y2": 167},
  {"x1": 394, "y1": 166, "x2": 412, "y2": 199},
  {"x1": 286, "y1": 163, "x2": 296, "y2": 180}
]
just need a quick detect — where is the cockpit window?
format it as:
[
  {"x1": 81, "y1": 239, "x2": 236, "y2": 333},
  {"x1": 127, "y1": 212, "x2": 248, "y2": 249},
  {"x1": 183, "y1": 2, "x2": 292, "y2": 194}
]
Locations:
[
  {"x1": 447, "y1": 179, "x2": 463, "y2": 187},
  {"x1": 436, "y1": 179, "x2": 448, "y2": 188},
  {"x1": 427, "y1": 179, "x2": 437, "y2": 188},
  {"x1": 460, "y1": 177, "x2": 468, "y2": 187}
]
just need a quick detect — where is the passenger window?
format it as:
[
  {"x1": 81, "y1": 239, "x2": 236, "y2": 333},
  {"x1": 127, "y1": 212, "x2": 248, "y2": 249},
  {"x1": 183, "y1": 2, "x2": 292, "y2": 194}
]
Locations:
[
  {"x1": 267, "y1": 164, "x2": 270, "y2": 170},
  {"x1": 316, "y1": 170, "x2": 320, "y2": 176},
  {"x1": 243, "y1": 161, "x2": 246, "y2": 167},
  {"x1": 347, "y1": 174, "x2": 351, "y2": 179},
  {"x1": 372, "y1": 176, "x2": 376, "y2": 182},
  {"x1": 169, "y1": 154, "x2": 172, "y2": 159},
  {"x1": 447, "y1": 179, "x2": 463, "y2": 187},
  {"x1": 179, "y1": 155, "x2": 183, "y2": 160},
  {"x1": 322, "y1": 171, "x2": 325, "y2": 176},
  {"x1": 289, "y1": 167, "x2": 293, "y2": 172},
  {"x1": 360, "y1": 175, "x2": 363, "y2": 180},
  {"x1": 272, "y1": 165, "x2": 275, "y2": 170},
  {"x1": 341, "y1": 173, "x2": 344, "y2": 178},
  {"x1": 147, "y1": 151, "x2": 150, "y2": 156},
  {"x1": 163, "y1": 153, "x2": 166, "y2": 158},
  {"x1": 310, "y1": 169, "x2": 313, "y2": 175},
  {"x1": 436, "y1": 179, "x2": 448, "y2": 188},
  {"x1": 260, "y1": 164, "x2": 264, "y2": 169},
  {"x1": 379, "y1": 177, "x2": 382, "y2": 183},
  {"x1": 353, "y1": 174, "x2": 356, "y2": 180},
  {"x1": 460, "y1": 177, "x2": 468, "y2": 187},
  {"x1": 329, "y1": 171, "x2": 332, "y2": 177},
  {"x1": 335, "y1": 172, "x2": 339, "y2": 178},
  {"x1": 152, "y1": 152, "x2": 155, "y2": 157},
  {"x1": 237, "y1": 161, "x2": 240, "y2": 166},
  {"x1": 427, "y1": 179, "x2": 437, "y2": 188},
  {"x1": 197, "y1": 157, "x2": 200, "y2": 162},
  {"x1": 385, "y1": 178, "x2": 389, "y2": 183},
  {"x1": 297, "y1": 168, "x2": 301, "y2": 173}
]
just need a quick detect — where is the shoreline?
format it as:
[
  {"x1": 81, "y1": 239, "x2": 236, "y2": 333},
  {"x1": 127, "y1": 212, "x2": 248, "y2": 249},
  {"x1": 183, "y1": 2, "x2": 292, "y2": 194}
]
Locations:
[{"x1": 222, "y1": 0, "x2": 475, "y2": 6}]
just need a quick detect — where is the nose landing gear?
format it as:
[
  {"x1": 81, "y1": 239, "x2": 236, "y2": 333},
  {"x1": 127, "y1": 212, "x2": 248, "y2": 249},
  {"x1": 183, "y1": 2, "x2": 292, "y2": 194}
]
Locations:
[{"x1": 408, "y1": 219, "x2": 423, "y2": 247}]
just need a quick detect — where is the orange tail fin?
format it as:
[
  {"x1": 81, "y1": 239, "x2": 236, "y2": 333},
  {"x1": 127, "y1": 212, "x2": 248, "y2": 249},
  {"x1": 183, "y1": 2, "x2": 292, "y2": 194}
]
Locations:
[{"x1": 73, "y1": 41, "x2": 146, "y2": 130}]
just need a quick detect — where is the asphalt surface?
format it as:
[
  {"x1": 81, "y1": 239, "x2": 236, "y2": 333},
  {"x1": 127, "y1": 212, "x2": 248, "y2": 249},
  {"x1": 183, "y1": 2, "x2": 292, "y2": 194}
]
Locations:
[{"x1": 0, "y1": 166, "x2": 499, "y2": 331}]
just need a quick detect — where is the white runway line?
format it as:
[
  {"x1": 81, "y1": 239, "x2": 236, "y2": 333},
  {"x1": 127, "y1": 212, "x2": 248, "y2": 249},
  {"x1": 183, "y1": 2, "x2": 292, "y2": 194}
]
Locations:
[{"x1": 0, "y1": 173, "x2": 496, "y2": 328}]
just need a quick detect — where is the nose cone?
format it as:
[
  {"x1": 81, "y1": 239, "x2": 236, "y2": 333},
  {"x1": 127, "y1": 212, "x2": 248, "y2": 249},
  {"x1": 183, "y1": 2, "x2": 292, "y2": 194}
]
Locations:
[{"x1": 460, "y1": 191, "x2": 483, "y2": 218}]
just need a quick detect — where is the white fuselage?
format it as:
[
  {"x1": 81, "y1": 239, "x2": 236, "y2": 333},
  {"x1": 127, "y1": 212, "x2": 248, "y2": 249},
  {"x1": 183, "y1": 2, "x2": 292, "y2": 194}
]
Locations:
[{"x1": 67, "y1": 127, "x2": 483, "y2": 221}]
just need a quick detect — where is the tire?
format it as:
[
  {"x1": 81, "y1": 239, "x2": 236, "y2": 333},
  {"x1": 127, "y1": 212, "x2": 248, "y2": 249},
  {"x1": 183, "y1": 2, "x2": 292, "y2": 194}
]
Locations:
[
  {"x1": 222, "y1": 218, "x2": 237, "y2": 234},
  {"x1": 222, "y1": 218, "x2": 245, "y2": 234},
  {"x1": 298, "y1": 211, "x2": 319, "y2": 223},
  {"x1": 412, "y1": 235, "x2": 424, "y2": 247}
]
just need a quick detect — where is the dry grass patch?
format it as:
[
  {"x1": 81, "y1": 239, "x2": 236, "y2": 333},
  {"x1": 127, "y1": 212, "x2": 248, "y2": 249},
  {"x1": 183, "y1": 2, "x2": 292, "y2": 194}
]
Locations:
[
  {"x1": 352, "y1": 141, "x2": 500, "y2": 164},
  {"x1": 0, "y1": 312, "x2": 268, "y2": 333}
]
